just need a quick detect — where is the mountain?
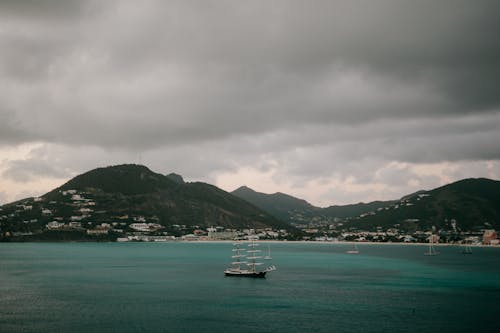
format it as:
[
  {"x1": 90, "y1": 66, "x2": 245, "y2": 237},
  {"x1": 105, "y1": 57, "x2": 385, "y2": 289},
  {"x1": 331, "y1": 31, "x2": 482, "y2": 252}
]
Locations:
[
  {"x1": 166, "y1": 173, "x2": 185, "y2": 184},
  {"x1": 322, "y1": 201, "x2": 396, "y2": 219},
  {"x1": 348, "y1": 178, "x2": 500, "y2": 231},
  {"x1": 0, "y1": 164, "x2": 294, "y2": 241},
  {"x1": 232, "y1": 186, "x2": 317, "y2": 222},
  {"x1": 2, "y1": 165, "x2": 498, "y2": 242},
  {"x1": 48, "y1": 164, "x2": 176, "y2": 196},
  {"x1": 232, "y1": 186, "x2": 394, "y2": 224},
  {"x1": 232, "y1": 178, "x2": 500, "y2": 232}
]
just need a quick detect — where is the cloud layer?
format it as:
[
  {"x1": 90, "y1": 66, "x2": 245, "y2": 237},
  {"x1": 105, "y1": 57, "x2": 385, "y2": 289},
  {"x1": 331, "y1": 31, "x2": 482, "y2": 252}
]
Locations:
[{"x1": 1, "y1": 0, "x2": 499, "y2": 205}]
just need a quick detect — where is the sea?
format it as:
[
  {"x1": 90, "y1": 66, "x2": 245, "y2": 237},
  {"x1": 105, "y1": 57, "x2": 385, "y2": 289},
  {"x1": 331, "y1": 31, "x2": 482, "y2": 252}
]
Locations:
[{"x1": 1, "y1": 242, "x2": 499, "y2": 333}]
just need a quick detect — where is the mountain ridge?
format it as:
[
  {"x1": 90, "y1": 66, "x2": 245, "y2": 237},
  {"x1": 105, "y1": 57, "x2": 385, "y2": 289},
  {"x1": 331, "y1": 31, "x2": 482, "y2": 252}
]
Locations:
[
  {"x1": 232, "y1": 186, "x2": 316, "y2": 222},
  {"x1": 0, "y1": 164, "x2": 294, "y2": 242},
  {"x1": 1, "y1": 165, "x2": 499, "y2": 242},
  {"x1": 342, "y1": 177, "x2": 500, "y2": 231},
  {"x1": 232, "y1": 178, "x2": 500, "y2": 231}
]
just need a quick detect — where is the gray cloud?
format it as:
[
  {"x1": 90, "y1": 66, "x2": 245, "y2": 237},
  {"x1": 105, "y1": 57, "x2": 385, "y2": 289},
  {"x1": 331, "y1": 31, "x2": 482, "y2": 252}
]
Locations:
[
  {"x1": 0, "y1": 109, "x2": 35, "y2": 145},
  {"x1": 0, "y1": 190, "x2": 7, "y2": 205},
  {"x1": 2, "y1": 159, "x2": 67, "y2": 183},
  {"x1": 1, "y1": 145, "x2": 73, "y2": 182},
  {"x1": 0, "y1": 0, "x2": 91, "y2": 18},
  {"x1": 0, "y1": 0, "x2": 499, "y2": 204}
]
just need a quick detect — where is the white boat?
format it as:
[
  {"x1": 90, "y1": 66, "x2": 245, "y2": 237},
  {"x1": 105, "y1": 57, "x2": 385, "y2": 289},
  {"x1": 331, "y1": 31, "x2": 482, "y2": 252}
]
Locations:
[
  {"x1": 424, "y1": 235, "x2": 440, "y2": 256},
  {"x1": 224, "y1": 238, "x2": 276, "y2": 278},
  {"x1": 264, "y1": 244, "x2": 272, "y2": 260},
  {"x1": 462, "y1": 241, "x2": 472, "y2": 254},
  {"x1": 346, "y1": 243, "x2": 359, "y2": 254}
]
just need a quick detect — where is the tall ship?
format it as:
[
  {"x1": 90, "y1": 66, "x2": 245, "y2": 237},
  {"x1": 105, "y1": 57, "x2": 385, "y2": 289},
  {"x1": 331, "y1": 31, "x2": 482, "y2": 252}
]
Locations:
[{"x1": 224, "y1": 238, "x2": 276, "y2": 278}]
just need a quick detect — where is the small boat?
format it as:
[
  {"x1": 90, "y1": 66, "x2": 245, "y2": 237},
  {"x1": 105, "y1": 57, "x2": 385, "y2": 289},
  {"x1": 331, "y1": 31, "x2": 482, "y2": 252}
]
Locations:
[
  {"x1": 462, "y1": 241, "x2": 472, "y2": 254},
  {"x1": 424, "y1": 235, "x2": 440, "y2": 256},
  {"x1": 224, "y1": 238, "x2": 276, "y2": 278},
  {"x1": 346, "y1": 243, "x2": 359, "y2": 254},
  {"x1": 264, "y1": 244, "x2": 272, "y2": 260}
]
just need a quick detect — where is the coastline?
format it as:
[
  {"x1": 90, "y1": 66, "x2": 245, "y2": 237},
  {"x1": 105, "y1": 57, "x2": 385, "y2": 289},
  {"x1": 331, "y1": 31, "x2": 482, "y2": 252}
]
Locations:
[
  {"x1": 1, "y1": 238, "x2": 497, "y2": 248},
  {"x1": 186, "y1": 239, "x2": 495, "y2": 248}
]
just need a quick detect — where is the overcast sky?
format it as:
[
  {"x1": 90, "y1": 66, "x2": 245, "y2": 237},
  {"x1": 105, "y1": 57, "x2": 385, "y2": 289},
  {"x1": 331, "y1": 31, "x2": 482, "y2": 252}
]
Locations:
[{"x1": 1, "y1": 0, "x2": 499, "y2": 206}]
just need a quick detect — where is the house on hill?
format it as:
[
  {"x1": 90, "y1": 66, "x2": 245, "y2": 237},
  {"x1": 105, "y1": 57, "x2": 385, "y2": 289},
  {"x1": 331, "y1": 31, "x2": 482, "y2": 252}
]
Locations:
[{"x1": 483, "y1": 230, "x2": 497, "y2": 245}]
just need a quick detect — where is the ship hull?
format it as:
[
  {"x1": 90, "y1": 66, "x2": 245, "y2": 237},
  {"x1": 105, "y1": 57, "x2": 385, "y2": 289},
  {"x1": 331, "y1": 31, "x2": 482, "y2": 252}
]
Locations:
[{"x1": 224, "y1": 270, "x2": 267, "y2": 278}]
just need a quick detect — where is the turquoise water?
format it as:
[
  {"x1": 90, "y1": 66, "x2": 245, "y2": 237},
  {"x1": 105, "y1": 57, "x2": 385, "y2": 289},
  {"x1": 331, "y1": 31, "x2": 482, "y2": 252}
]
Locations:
[{"x1": 1, "y1": 242, "x2": 499, "y2": 332}]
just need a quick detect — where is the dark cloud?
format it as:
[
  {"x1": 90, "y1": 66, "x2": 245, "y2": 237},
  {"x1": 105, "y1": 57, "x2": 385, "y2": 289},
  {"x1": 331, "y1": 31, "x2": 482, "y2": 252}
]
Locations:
[
  {"x1": 0, "y1": 0, "x2": 97, "y2": 20},
  {"x1": 0, "y1": 109, "x2": 35, "y2": 145},
  {"x1": 0, "y1": 0, "x2": 499, "y2": 204}
]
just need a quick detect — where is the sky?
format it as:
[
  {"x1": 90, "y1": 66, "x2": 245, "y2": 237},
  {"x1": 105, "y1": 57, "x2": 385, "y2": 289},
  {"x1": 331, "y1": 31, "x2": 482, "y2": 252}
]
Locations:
[{"x1": 1, "y1": 0, "x2": 500, "y2": 207}]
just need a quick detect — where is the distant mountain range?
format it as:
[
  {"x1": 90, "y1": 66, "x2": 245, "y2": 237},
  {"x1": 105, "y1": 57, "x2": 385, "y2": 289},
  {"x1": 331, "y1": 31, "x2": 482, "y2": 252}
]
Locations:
[
  {"x1": 232, "y1": 179, "x2": 500, "y2": 231},
  {"x1": 1, "y1": 164, "x2": 499, "y2": 242},
  {"x1": 231, "y1": 186, "x2": 395, "y2": 223}
]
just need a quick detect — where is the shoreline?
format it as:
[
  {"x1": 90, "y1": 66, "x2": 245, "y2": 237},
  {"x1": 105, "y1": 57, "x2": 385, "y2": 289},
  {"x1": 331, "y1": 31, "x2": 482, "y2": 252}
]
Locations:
[
  {"x1": 1, "y1": 239, "x2": 497, "y2": 248},
  {"x1": 173, "y1": 239, "x2": 495, "y2": 248}
]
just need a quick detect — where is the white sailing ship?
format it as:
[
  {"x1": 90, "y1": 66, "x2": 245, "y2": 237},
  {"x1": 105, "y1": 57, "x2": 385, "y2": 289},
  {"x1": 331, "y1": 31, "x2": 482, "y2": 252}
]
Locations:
[
  {"x1": 462, "y1": 240, "x2": 473, "y2": 254},
  {"x1": 424, "y1": 235, "x2": 440, "y2": 256},
  {"x1": 224, "y1": 238, "x2": 276, "y2": 278},
  {"x1": 346, "y1": 243, "x2": 360, "y2": 254}
]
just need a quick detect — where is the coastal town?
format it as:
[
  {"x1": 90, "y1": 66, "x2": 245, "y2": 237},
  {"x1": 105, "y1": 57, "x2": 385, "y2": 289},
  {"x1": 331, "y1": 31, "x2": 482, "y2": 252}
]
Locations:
[{"x1": 0, "y1": 188, "x2": 497, "y2": 246}]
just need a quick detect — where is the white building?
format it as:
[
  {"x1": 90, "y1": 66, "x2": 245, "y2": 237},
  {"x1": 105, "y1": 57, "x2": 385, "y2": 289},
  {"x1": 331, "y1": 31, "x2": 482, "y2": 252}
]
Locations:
[
  {"x1": 47, "y1": 221, "x2": 65, "y2": 230},
  {"x1": 69, "y1": 222, "x2": 82, "y2": 228},
  {"x1": 129, "y1": 223, "x2": 162, "y2": 232}
]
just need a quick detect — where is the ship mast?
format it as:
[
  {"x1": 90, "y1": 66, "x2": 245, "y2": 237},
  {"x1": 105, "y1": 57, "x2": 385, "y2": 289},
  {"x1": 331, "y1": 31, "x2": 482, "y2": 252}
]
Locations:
[
  {"x1": 246, "y1": 237, "x2": 263, "y2": 273},
  {"x1": 231, "y1": 242, "x2": 246, "y2": 271}
]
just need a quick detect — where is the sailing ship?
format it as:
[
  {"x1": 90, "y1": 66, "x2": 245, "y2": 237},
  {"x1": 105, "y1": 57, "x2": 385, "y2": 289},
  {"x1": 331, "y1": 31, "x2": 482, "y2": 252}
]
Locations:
[
  {"x1": 224, "y1": 238, "x2": 276, "y2": 278},
  {"x1": 424, "y1": 235, "x2": 440, "y2": 256},
  {"x1": 263, "y1": 244, "x2": 272, "y2": 260},
  {"x1": 346, "y1": 243, "x2": 359, "y2": 254}
]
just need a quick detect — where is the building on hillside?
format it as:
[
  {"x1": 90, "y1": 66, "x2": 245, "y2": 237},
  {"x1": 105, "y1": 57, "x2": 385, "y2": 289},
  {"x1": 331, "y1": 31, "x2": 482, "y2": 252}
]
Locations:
[
  {"x1": 61, "y1": 190, "x2": 77, "y2": 196},
  {"x1": 208, "y1": 230, "x2": 237, "y2": 240},
  {"x1": 428, "y1": 234, "x2": 440, "y2": 243},
  {"x1": 483, "y1": 229, "x2": 497, "y2": 245},
  {"x1": 47, "y1": 221, "x2": 65, "y2": 230},
  {"x1": 129, "y1": 223, "x2": 162, "y2": 232},
  {"x1": 72, "y1": 194, "x2": 85, "y2": 201},
  {"x1": 87, "y1": 226, "x2": 109, "y2": 235},
  {"x1": 69, "y1": 222, "x2": 82, "y2": 228},
  {"x1": 182, "y1": 234, "x2": 199, "y2": 241}
]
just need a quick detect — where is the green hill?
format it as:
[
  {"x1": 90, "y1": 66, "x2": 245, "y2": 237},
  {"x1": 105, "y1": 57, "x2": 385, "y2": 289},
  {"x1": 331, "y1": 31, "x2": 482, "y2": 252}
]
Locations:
[
  {"x1": 232, "y1": 179, "x2": 500, "y2": 232},
  {"x1": 0, "y1": 165, "x2": 294, "y2": 241},
  {"x1": 322, "y1": 201, "x2": 396, "y2": 219},
  {"x1": 232, "y1": 186, "x2": 317, "y2": 222},
  {"x1": 348, "y1": 178, "x2": 500, "y2": 231},
  {"x1": 1, "y1": 165, "x2": 498, "y2": 241},
  {"x1": 48, "y1": 164, "x2": 176, "y2": 195},
  {"x1": 232, "y1": 186, "x2": 394, "y2": 224}
]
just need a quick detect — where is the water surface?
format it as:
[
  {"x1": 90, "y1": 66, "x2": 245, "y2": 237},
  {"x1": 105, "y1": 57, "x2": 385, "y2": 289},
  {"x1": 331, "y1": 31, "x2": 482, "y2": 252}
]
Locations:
[{"x1": 1, "y1": 242, "x2": 499, "y2": 332}]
